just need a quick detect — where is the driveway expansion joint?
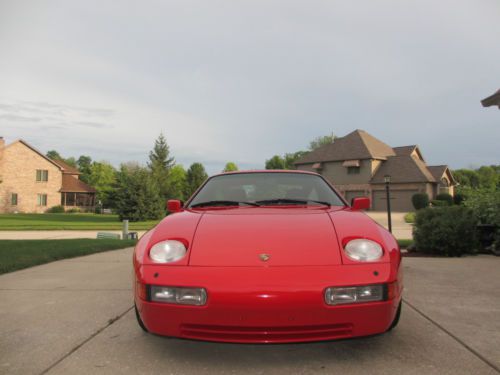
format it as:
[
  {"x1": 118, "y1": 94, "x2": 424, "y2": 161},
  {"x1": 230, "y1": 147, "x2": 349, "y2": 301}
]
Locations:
[
  {"x1": 403, "y1": 299, "x2": 500, "y2": 374},
  {"x1": 39, "y1": 305, "x2": 134, "y2": 375}
]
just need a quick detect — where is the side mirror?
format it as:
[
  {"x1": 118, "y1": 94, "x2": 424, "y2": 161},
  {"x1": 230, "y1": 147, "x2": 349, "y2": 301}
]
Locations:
[
  {"x1": 351, "y1": 197, "x2": 370, "y2": 211},
  {"x1": 167, "y1": 200, "x2": 183, "y2": 213}
]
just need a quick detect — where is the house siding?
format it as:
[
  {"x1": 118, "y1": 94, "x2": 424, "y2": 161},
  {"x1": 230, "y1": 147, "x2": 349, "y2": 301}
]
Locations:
[{"x1": 0, "y1": 142, "x2": 62, "y2": 213}]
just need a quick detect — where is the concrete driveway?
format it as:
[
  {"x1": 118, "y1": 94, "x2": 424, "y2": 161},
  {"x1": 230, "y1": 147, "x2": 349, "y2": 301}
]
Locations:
[{"x1": 1, "y1": 248, "x2": 499, "y2": 375}]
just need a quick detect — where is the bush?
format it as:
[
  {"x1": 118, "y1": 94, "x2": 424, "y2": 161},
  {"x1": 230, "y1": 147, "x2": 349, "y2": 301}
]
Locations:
[
  {"x1": 46, "y1": 205, "x2": 65, "y2": 213},
  {"x1": 413, "y1": 206, "x2": 479, "y2": 256},
  {"x1": 412, "y1": 193, "x2": 429, "y2": 210},
  {"x1": 404, "y1": 212, "x2": 416, "y2": 223},
  {"x1": 430, "y1": 199, "x2": 448, "y2": 207},
  {"x1": 435, "y1": 193, "x2": 453, "y2": 205},
  {"x1": 66, "y1": 208, "x2": 80, "y2": 213},
  {"x1": 463, "y1": 190, "x2": 500, "y2": 252},
  {"x1": 453, "y1": 192, "x2": 464, "y2": 205}
]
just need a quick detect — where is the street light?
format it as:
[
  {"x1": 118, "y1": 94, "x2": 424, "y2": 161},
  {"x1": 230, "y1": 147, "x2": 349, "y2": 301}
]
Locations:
[{"x1": 384, "y1": 175, "x2": 392, "y2": 233}]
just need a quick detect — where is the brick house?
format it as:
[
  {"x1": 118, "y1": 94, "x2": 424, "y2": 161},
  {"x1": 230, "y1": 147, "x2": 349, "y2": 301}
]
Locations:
[
  {"x1": 295, "y1": 130, "x2": 456, "y2": 211},
  {"x1": 0, "y1": 138, "x2": 96, "y2": 213}
]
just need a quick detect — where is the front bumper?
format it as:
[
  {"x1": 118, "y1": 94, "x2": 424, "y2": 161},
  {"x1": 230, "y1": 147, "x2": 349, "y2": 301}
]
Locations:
[{"x1": 135, "y1": 264, "x2": 401, "y2": 343}]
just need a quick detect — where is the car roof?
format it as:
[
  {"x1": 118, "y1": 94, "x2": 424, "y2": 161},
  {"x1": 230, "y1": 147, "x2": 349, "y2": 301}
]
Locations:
[{"x1": 212, "y1": 170, "x2": 320, "y2": 178}]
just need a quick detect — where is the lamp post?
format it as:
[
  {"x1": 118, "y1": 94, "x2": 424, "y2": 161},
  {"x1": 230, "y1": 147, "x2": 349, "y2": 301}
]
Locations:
[{"x1": 384, "y1": 175, "x2": 392, "y2": 233}]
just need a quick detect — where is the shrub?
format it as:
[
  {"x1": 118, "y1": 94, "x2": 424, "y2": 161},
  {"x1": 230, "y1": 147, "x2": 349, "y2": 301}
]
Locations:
[
  {"x1": 66, "y1": 208, "x2": 80, "y2": 213},
  {"x1": 412, "y1": 193, "x2": 429, "y2": 210},
  {"x1": 430, "y1": 199, "x2": 448, "y2": 207},
  {"x1": 413, "y1": 206, "x2": 479, "y2": 256},
  {"x1": 435, "y1": 193, "x2": 453, "y2": 205},
  {"x1": 404, "y1": 212, "x2": 416, "y2": 224},
  {"x1": 463, "y1": 190, "x2": 500, "y2": 252},
  {"x1": 46, "y1": 205, "x2": 65, "y2": 213},
  {"x1": 453, "y1": 192, "x2": 464, "y2": 205}
]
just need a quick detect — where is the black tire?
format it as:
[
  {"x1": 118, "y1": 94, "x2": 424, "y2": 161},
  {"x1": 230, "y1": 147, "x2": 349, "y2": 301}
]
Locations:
[
  {"x1": 387, "y1": 301, "x2": 402, "y2": 331},
  {"x1": 135, "y1": 305, "x2": 148, "y2": 332}
]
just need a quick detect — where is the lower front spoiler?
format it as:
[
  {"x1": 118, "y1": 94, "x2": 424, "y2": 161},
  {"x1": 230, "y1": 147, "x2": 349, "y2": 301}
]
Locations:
[{"x1": 137, "y1": 299, "x2": 399, "y2": 344}]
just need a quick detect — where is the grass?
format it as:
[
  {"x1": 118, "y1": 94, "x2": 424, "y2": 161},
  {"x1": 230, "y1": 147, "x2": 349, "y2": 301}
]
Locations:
[
  {"x1": 0, "y1": 239, "x2": 137, "y2": 274},
  {"x1": 404, "y1": 212, "x2": 416, "y2": 224},
  {"x1": 397, "y1": 239, "x2": 414, "y2": 249},
  {"x1": 0, "y1": 213, "x2": 160, "y2": 231}
]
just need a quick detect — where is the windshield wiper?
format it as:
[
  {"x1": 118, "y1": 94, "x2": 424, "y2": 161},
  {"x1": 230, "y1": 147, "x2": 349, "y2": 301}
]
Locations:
[
  {"x1": 190, "y1": 200, "x2": 260, "y2": 208},
  {"x1": 255, "y1": 198, "x2": 331, "y2": 207}
]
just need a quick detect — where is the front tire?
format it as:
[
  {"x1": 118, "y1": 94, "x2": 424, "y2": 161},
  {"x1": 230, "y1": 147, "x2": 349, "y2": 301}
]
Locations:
[
  {"x1": 387, "y1": 301, "x2": 402, "y2": 331},
  {"x1": 135, "y1": 305, "x2": 148, "y2": 332}
]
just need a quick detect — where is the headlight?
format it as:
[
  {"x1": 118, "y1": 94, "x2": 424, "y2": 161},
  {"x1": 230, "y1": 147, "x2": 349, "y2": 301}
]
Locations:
[
  {"x1": 325, "y1": 284, "x2": 384, "y2": 305},
  {"x1": 344, "y1": 239, "x2": 383, "y2": 261},
  {"x1": 149, "y1": 240, "x2": 187, "y2": 263},
  {"x1": 151, "y1": 286, "x2": 207, "y2": 306}
]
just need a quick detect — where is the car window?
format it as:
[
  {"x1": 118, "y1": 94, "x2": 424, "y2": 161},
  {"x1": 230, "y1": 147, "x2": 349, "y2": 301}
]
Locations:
[{"x1": 188, "y1": 173, "x2": 345, "y2": 207}]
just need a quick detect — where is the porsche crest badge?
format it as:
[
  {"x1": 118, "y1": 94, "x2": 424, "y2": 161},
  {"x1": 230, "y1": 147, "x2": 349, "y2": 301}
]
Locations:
[{"x1": 259, "y1": 254, "x2": 270, "y2": 262}]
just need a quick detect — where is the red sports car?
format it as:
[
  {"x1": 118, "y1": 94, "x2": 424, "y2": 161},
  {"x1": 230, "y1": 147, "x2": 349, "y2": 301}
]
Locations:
[{"x1": 133, "y1": 170, "x2": 402, "y2": 343}]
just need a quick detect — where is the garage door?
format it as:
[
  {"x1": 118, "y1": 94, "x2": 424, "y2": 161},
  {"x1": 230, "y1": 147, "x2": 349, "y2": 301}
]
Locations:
[
  {"x1": 372, "y1": 190, "x2": 418, "y2": 212},
  {"x1": 345, "y1": 191, "x2": 367, "y2": 205}
]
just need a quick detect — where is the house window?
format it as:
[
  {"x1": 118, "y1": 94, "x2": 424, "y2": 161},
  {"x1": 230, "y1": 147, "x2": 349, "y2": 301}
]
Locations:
[
  {"x1": 37, "y1": 194, "x2": 48, "y2": 206},
  {"x1": 36, "y1": 170, "x2": 49, "y2": 182},
  {"x1": 11, "y1": 193, "x2": 18, "y2": 206},
  {"x1": 347, "y1": 166, "x2": 360, "y2": 174}
]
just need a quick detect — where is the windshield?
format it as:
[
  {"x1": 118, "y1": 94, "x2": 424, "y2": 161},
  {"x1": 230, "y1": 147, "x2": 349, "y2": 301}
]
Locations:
[{"x1": 188, "y1": 172, "x2": 345, "y2": 208}]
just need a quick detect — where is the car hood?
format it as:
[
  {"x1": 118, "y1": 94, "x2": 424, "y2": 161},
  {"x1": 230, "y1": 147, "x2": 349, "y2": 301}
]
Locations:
[{"x1": 188, "y1": 209, "x2": 342, "y2": 267}]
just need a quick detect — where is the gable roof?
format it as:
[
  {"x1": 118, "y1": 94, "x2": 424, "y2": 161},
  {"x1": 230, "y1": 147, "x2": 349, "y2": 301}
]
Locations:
[
  {"x1": 4, "y1": 139, "x2": 65, "y2": 170},
  {"x1": 50, "y1": 158, "x2": 81, "y2": 175},
  {"x1": 393, "y1": 145, "x2": 425, "y2": 162},
  {"x1": 371, "y1": 155, "x2": 436, "y2": 184},
  {"x1": 61, "y1": 175, "x2": 96, "y2": 193},
  {"x1": 428, "y1": 165, "x2": 457, "y2": 185},
  {"x1": 295, "y1": 129, "x2": 395, "y2": 165}
]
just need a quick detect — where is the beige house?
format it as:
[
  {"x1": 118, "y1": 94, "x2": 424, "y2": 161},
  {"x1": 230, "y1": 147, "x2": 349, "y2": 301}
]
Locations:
[
  {"x1": 295, "y1": 130, "x2": 456, "y2": 211},
  {"x1": 0, "y1": 138, "x2": 96, "y2": 213}
]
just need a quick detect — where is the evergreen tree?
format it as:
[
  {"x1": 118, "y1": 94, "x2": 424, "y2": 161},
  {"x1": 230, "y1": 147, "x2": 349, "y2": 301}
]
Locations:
[
  {"x1": 115, "y1": 163, "x2": 164, "y2": 221},
  {"x1": 148, "y1": 133, "x2": 175, "y2": 199},
  {"x1": 185, "y1": 163, "x2": 208, "y2": 198}
]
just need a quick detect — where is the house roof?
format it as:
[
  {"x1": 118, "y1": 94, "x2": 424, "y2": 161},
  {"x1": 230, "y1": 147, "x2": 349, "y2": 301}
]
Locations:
[
  {"x1": 61, "y1": 175, "x2": 96, "y2": 193},
  {"x1": 295, "y1": 129, "x2": 395, "y2": 165},
  {"x1": 5, "y1": 140, "x2": 64, "y2": 170},
  {"x1": 50, "y1": 158, "x2": 81, "y2": 175},
  {"x1": 371, "y1": 155, "x2": 436, "y2": 184},
  {"x1": 427, "y1": 165, "x2": 457, "y2": 184},
  {"x1": 481, "y1": 89, "x2": 500, "y2": 108}
]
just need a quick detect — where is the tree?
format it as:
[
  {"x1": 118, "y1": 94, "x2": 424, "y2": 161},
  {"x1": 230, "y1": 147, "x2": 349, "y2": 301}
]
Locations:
[
  {"x1": 115, "y1": 163, "x2": 164, "y2": 221},
  {"x1": 46, "y1": 150, "x2": 63, "y2": 160},
  {"x1": 64, "y1": 157, "x2": 77, "y2": 167},
  {"x1": 223, "y1": 162, "x2": 238, "y2": 172},
  {"x1": 265, "y1": 155, "x2": 285, "y2": 170},
  {"x1": 168, "y1": 164, "x2": 187, "y2": 201},
  {"x1": 77, "y1": 155, "x2": 92, "y2": 183},
  {"x1": 284, "y1": 151, "x2": 308, "y2": 169},
  {"x1": 148, "y1": 133, "x2": 175, "y2": 199},
  {"x1": 88, "y1": 161, "x2": 117, "y2": 207},
  {"x1": 308, "y1": 133, "x2": 337, "y2": 151},
  {"x1": 185, "y1": 163, "x2": 208, "y2": 198}
]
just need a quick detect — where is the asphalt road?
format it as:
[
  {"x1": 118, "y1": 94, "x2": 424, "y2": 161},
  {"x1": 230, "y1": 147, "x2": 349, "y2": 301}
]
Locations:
[{"x1": 0, "y1": 248, "x2": 499, "y2": 375}]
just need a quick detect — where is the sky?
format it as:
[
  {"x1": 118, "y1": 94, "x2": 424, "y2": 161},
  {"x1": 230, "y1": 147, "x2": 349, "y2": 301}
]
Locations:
[{"x1": 0, "y1": 0, "x2": 499, "y2": 175}]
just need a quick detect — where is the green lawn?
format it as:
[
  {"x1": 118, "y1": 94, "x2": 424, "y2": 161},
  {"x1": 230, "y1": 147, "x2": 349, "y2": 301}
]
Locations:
[
  {"x1": 0, "y1": 239, "x2": 137, "y2": 274},
  {"x1": 0, "y1": 213, "x2": 160, "y2": 230}
]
